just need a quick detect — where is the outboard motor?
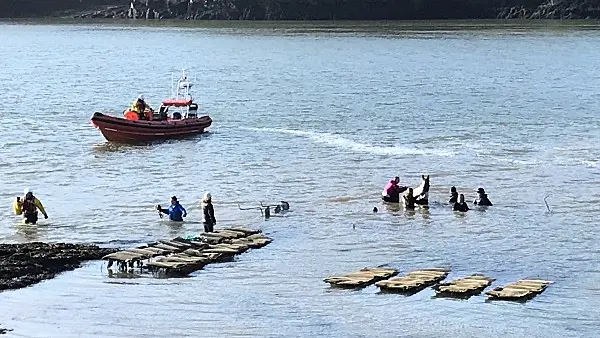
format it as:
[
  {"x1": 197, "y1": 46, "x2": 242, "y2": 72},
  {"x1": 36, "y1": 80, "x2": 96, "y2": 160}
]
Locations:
[
  {"x1": 157, "y1": 105, "x2": 168, "y2": 120},
  {"x1": 188, "y1": 103, "x2": 198, "y2": 118},
  {"x1": 172, "y1": 112, "x2": 182, "y2": 120}
]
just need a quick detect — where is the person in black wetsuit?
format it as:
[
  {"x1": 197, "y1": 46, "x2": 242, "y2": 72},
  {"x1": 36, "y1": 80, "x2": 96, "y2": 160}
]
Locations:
[
  {"x1": 453, "y1": 194, "x2": 469, "y2": 212},
  {"x1": 403, "y1": 188, "x2": 417, "y2": 210},
  {"x1": 449, "y1": 186, "x2": 458, "y2": 204},
  {"x1": 474, "y1": 188, "x2": 493, "y2": 206},
  {"x1": 201, "y1": 192, "x2": 216, "y2": 232}
]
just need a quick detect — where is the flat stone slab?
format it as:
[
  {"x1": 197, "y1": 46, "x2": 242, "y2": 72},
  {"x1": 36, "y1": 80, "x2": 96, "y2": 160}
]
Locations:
[
  {"x1": 227, "y1": 227, "x2": 261, "y2": 236},
  {"x1": 231, "y1": 237, "x2": 272, "y2": 248},
  {"x1": 103, "y1": 251, "x2": 145, "y2": 261},
  {"x1": 151, "y1": 243, "x2": 181, "y2": 251},
  {"x1": 135, "y1": 246, "x2": 170, "y2": 255},
  {"x1": 125, "y1": 248, "x2": 163, "y2": 258},
  {"x1": 105, "y1": 227, "x2": 271, "y2": 277},
  {"x1": 324, "y1": 267, "x2": 399, "y2": 288},
  {"x1": 145, "y1": 261, "x2": 189, "y2": 270},
  {"x1": 375, "y1": 267, "x2": 450, "y2": 293},
  {"x1": 203, "y1": 246, "x2": 240, "y2": 255},
  {"x1": 486, "y1": 279, "x2": 553, "y2": 301},
  {"x1": 213, "y1": 230, "x2": 246, "y2": 238},
  {"x1": 433, "y1": 274, "x2": 495, "y2": 297},
  {"x1": 159, "y1": 240, "x2": 193, "y2": 250}
]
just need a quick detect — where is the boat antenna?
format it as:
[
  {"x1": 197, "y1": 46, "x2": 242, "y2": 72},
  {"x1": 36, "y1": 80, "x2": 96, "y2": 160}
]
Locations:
[{"x1": 170, "y1": 72, "x2": 174, "y2": 98}]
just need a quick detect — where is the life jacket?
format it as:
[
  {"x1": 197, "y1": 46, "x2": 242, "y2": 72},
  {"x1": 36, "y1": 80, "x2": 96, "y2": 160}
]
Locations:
[
  {"x1": 22, "y1": 197, "x2": 37, "y2": 215},
  {"x1": 382, "y1": 180, "x2": 397, "y2": 197}
]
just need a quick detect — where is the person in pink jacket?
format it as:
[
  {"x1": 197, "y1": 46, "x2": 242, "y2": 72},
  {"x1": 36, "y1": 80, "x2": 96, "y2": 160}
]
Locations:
[{"x1": 381, "y1": 177, "x2": 407, "y2": 203}]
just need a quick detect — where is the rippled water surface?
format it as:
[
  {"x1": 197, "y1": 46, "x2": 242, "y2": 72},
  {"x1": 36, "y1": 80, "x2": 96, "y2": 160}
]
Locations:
[{"x1": 1, "y1": 21, "x2": 600, "y2": 337}]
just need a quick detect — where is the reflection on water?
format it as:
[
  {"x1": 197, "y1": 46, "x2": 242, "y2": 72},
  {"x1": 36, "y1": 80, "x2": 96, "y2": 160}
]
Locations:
[
  {"x1": 13, "y1": 223, "x2": 44, "y2": 241},
  {"x1": 91, "y1": 142, "x2": 148, "y2": 154}
]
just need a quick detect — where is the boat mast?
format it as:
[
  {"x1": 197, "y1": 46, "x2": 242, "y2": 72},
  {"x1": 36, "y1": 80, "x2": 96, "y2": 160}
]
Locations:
[{"x1": 170, "y1": 72, "x2": 175, "y2": 100}]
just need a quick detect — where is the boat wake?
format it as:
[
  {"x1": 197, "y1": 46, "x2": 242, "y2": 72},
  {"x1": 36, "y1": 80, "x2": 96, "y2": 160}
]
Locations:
[{"x1": 243, "y1": 127, "x2": 455, "y2": 157}]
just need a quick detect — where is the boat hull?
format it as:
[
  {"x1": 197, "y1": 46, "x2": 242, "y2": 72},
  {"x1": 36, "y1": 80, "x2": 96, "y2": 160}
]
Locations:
[{"x1": 91, "y1": 112, "x2": 212, "y2": 143}]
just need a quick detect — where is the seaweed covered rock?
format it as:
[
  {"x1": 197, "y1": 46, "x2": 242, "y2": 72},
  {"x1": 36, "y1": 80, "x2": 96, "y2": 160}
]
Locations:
[
  {"x1": 0, "y1": 325, "x2": 13, "y2": 334},
  {"x1": 0, "y1": 242, "x2": 118, "y2": 291}
]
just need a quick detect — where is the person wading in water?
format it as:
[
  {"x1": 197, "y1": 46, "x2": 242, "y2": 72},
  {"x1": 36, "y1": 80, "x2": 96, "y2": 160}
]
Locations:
[
  {"x1": 156, "y1": 196, "x2": 187, "y2": 221},
  {"x1": 453, "y1": 194, "x2": 469, "y2": 212},
  {"x1": 14, "y1": 188, "x2": 48, "y2": 224},
  {"x1": 448, "y1": 186, "x2": 458, "y2": 204},
  {"x1": 381, "y1": 177, "x2": 407, "y2": 203},
  {"x1": 474, "y1": 188, "x2": 493, "y2": 206},
  {"x1": 200, "y1": 192, "x2": 216, "y2": 232}
]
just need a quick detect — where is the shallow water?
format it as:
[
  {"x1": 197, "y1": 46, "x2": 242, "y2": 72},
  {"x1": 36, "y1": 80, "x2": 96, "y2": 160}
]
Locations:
[{"x1": 1, "y1": 21, "x2": 600, "y2": 337}]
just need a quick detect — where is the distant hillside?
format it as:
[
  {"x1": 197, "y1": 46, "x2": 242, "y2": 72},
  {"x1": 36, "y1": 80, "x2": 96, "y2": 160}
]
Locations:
[{"x1": 1, "y1": 0, "x2": 599, "y2": 19}]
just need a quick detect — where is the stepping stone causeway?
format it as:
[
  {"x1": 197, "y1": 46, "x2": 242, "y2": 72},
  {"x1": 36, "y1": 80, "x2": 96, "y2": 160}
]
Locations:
[
  {"x1": 102, "y1": 227, "x2": 272, "y2": 277},
  {"x1": 375, "y1": 267, "x2": 450, "y2": 294},
  {"x1": 433, "y1": 274, "x2": 495, "y2": 298},
  {"x1": 324, "y1": 267, "x2": 398, "y2": 288},
  {"x1": 486, "y1": 279, "x2": 553, "y2": 301}
]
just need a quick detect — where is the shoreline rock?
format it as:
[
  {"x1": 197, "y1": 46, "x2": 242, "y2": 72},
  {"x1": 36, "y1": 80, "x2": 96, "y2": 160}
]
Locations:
[
  {"x1": 2, "y1": 1, "x2": 600, "y2": 20},
  {"x1": 498, "y1": 0, "x2": 600, "y2": 19},
  {"x1": 0, "y1": 242, "x2": 118, "y2": 292}
]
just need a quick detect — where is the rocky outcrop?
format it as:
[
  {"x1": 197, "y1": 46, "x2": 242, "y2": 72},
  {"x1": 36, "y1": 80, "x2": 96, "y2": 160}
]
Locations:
[
  {"x1": 75, "y1": 0, "x2": 504, "y2": 20},
  {"x1": 0, "y1": 242, "x2": 118, "y2": 291},
  {"x1": 498, "y1": 0, "x2": 600, "y2": 18},
  {"x1": 0, "y1": 326, "x2": 13, "y2": 335},
  {"x1": 1, "y1": 0, "x2": 600, "y2": 19},
  {"x1": 0, "y1": 0, "x2": 124, "y2": 18}
]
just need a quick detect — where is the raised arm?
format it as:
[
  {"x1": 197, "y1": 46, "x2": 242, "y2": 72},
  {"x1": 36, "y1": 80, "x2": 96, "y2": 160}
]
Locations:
[{"x1": 156, "y1": 205, "x2": 169, "y2": 215}]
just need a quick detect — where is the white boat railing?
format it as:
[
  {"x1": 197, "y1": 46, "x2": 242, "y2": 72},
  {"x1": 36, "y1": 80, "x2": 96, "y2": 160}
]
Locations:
[{"x1": 166, "y1": 69, "x2": 199, "y2": 118}]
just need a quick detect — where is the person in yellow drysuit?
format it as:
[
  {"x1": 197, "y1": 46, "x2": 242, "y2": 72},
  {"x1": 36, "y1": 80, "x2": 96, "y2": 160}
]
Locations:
[
  {"x1": 14, "y1": 188, "x2": 48, "y2": 224},
  {"x1": 130, "y1": 94, "x2": 152, "y2": 120}
]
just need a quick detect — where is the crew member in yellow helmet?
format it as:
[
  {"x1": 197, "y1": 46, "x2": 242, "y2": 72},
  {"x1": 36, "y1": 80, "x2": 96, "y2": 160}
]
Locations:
[
  {"x1": 14, "y1": 188, "x2": 48, "y2": 224},
  {"x1": 130, "y1": 94, "x2": 153, "y2": 120}
]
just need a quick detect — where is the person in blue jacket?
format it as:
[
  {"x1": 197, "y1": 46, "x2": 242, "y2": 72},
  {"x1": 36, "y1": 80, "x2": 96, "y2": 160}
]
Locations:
[{"x1": 156, "y1": 196, "x2": 187, "y2": 221}]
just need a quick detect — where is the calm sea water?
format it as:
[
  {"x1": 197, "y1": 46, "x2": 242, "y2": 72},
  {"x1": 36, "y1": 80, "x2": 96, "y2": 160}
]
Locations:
[{"x1": 1, "y1": 20, "x2": 600, "y2": 337}]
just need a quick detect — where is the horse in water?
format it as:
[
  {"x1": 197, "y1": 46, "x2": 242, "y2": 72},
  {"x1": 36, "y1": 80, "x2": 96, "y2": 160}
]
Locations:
[{"x1": 412, "y1": 175, "x2": 430, "y2": 206}]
